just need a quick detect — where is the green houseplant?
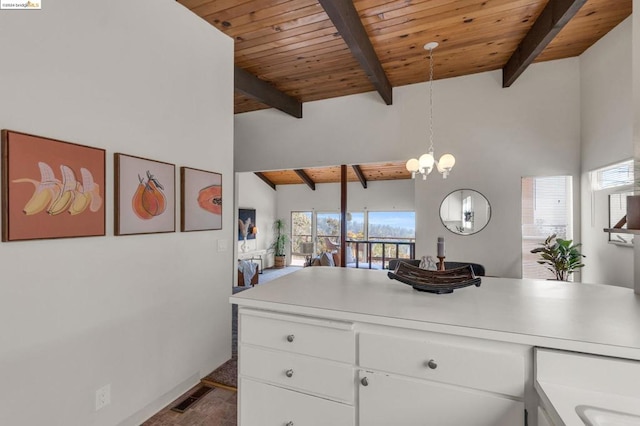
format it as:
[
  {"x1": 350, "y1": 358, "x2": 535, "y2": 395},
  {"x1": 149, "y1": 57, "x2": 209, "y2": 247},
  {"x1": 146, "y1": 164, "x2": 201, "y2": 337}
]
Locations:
[
  {"x1": 530, "y1": 234, "x2": 585, "y2": 281},
  {"x1": 271, "y1": 218, "x2": 288, "y2": 269}
]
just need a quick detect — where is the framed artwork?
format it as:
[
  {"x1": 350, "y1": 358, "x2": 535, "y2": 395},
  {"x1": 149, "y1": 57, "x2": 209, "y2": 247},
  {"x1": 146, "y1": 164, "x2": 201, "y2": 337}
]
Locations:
[
  {"x1": 114, "y1": 153, "x2": 175, "y2": 236},
  {"x1": 238, "y1": 208, "x2": 256, "y2": 241},
  {"x1": 180, "y1": 167, "x2": 222, "y2": 232},
  {"x1": 1, "y1": 129, "x2": 106, "y2": 242}
]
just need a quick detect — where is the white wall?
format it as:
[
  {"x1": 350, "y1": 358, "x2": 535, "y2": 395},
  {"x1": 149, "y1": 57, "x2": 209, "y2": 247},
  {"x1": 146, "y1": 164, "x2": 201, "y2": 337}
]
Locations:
[
  {"x1": 236, "y1": 59, "x2": 582, "y2": 278},
  {"x1": 0, "y1": 1, "x2": 234, "y2": 425},
  {"x1": 236, "y1": 172, "x2": 277, "y2": 267},
  {"x1": 580, "y1": 18, "x2": 633, "y2": 287}
]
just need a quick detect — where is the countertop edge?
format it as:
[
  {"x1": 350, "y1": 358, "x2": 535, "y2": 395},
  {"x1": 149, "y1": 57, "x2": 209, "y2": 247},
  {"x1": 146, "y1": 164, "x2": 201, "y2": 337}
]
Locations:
[{"x1": 229, "y1": 295, "x2": 640, "y2": 360}]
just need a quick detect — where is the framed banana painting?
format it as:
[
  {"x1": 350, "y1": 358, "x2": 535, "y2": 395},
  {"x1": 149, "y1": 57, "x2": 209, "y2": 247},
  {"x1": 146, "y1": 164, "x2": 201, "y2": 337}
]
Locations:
[{"x1": 1, "y1": 130, "x2": 106, "y2": 242}]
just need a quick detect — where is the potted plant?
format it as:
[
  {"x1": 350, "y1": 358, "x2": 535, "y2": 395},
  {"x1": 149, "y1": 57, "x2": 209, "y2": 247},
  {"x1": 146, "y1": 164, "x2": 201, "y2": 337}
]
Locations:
[
  {"x1": 530, "y1": 234, "x2": 585, "y2": 281},
  {"x1": 271, "y1": 218, "x2": 288, "y2": 269}
]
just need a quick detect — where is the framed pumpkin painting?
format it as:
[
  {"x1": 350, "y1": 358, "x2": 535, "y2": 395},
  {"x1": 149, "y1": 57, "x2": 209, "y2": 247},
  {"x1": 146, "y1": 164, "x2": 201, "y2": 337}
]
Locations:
[
  {"x1": 180, "y1": 167, "x2": 222, "y2": 232},
  {"x1": 114, "y1": 153, "x2": 175, "y2": 236},
  {"x1": 1, "y1": 129, "x2": 106, "y2": 242}
]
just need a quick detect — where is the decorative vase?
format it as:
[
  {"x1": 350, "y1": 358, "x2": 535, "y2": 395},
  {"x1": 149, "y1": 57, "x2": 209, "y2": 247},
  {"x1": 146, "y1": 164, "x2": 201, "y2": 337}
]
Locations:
[
  {"x1": 241, "y1": 235, "x2": 248, "y2": 252},
  {"x1": 627, "y1": 195, "x2": 640, "y2": 229}
]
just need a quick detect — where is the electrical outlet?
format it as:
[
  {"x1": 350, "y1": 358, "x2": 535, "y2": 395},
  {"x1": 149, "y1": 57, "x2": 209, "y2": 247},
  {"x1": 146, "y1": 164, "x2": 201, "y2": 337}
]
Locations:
[
  {"x1": 217, "y1": 239, "x2": 228, "y2": 252},
  {"x1": 95, "y1": 384, "x2": 111, "y2": 411}
]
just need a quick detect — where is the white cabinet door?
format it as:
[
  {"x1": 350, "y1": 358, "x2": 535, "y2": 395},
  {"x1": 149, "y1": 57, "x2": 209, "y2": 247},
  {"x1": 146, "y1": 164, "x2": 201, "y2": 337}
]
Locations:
[
  {"x1": 358, "y1": 371, "x2": 524, "y2": 426},
  {"x1": 240, "y1": 378, "x2": 354, "y2": 426}
]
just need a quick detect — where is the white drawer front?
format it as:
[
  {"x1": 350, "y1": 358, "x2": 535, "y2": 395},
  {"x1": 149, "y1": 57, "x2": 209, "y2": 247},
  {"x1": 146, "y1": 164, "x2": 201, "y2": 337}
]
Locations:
[
  {"x1": 240, "y1": 378, "x2": 354, "y2": 426},
  {"x1": 358, "y1": 370, "x2": 524, "y2": 426},
  {"x1": 241, "y1": 344, "x2": 355, "y2": 403},
  {"x1": 359, "y1": 331, "x2": 525, "y2": 397},
  {"x1": 241, "y1": 311, "x2": 354, "y2": 363}
]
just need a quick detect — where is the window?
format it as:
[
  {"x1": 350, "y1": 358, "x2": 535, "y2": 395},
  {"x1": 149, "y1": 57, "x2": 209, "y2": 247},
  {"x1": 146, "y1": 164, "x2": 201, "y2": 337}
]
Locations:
[
  {"x1": 590, "y1": 159, "x2": 633, "y2": 191},
  {"x1": 291, "y1": 211, "x2": 312, "y2": 266},
  {"x1": 347, "y1": 212, "x2": 365, "y2": 240},
  {"x1": 608, "y1": 192, "x2": 633, "y2": 244},
  {"x1": 589, "y1": 160, "x2": 634, "y2": 245},
  {"x1": 522, "y1": 176, "x2": 573, "y2": 279},
  {"x1": 316, "y1": 212, "x2": 341, "y2": 253},
  {"x1": 289, "y1": 210, "x2": 416, "y2": 268},
  {"x1": 367, "y1": 211, "x2": 416, "y2": 268}
]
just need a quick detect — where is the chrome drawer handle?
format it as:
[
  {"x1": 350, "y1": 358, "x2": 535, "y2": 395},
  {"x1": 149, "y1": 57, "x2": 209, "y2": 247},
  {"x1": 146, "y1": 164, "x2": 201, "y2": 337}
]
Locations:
[
  {"x1": 361, "y1": 377, "x2": 369, "y2": 386},
  {"x1": 426, "y1": 359, "x2": 438, "y2": 370},
  {"x1": 286, "y1": 334, "x2": 295, "y2": 342},
  {"x1": 285, "y1": 369, "x2": 294, "y2": 378}
]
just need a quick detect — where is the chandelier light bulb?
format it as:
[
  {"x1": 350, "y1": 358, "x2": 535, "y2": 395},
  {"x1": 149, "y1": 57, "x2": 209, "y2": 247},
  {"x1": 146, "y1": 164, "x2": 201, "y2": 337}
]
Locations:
[
  {"x1": 418, "y1": 152, "x2": 435, "y2": 172},
  {"x1": 405, "y1": 158, "x2": 420, "y2": 173},
  {"x1": 438, "y1": 153, "x2": 456, "y2": 170}
]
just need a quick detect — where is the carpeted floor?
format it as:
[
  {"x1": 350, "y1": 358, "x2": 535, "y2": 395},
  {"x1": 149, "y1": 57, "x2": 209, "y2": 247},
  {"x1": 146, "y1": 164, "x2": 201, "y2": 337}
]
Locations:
[
  {"x1": 202, "y1": 358, "x2": 238, "y2": 390},
  {"x1": 203, "y1": 266, "x2": 303, "y2": 390}
]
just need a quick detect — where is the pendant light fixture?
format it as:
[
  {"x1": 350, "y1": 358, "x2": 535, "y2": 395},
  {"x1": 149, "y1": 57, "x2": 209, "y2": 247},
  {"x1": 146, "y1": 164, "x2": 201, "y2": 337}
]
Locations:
[{"x1": 406, "y1": 42, "x2": 455, "y2": 180}]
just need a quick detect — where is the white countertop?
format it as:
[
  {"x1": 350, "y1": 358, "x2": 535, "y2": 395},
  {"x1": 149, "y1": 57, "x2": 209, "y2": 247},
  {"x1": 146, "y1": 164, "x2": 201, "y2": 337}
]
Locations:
[
  {"x1": 535, "y1": 348, "x2": 640, "y2": 425},
  {"x1": 230, "y1": 267, "x2": 640, "y2": 359},
  {"x1": 537, "y1": 381, "x2": 640, "y2": 425}
]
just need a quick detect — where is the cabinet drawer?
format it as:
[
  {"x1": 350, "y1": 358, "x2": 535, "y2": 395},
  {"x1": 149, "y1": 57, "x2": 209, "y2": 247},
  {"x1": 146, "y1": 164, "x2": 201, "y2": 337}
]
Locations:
[
  {"x1": 358, "y1": 370, "x2": 524, "y2": 426},
  {"x1": 241, "y1": 310, "x2": 354, "y2": 363},
  {"x1": 359, "y1": 331, "x2": 525, "y2": 397},
  {"x1": 240, "y1": 344, "x2": 355, "y2": 403},
  {"x1": 240, "y1": 378, "x2": 354, "y2": 426}
]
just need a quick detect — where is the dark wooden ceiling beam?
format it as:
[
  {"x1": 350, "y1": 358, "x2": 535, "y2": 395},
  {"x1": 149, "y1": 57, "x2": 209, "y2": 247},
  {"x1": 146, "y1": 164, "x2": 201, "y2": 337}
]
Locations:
[
  {"x1": 234, "y1": 66, "x2": 302, "y2": 118},
  {"x1": 503, "y1": 0, "x2": 587, "y2": 87},
  {"x1": 254, "y1": 172, "x2": 276, "y2": 190},
  {"x1": 294, "y1": 169, "x2": 316, "y2": 190},
  {"x1": 352, "y1": 164, "x2": 367, "y2": 189},
  {"x1": 318, "y1": 0, "x2": 392, "y2": 105}
]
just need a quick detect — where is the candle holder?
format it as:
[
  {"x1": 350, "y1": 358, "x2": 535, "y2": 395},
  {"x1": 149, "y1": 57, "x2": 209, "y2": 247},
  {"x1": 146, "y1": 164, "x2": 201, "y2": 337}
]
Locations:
[{"x1": 437, "y1": 256, "x2": 445, "y2": 271}]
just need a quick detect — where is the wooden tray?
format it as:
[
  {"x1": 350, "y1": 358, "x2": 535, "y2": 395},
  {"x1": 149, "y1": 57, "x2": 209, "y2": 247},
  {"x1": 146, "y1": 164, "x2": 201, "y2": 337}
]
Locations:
[{"x1": 388, "y1": 261, "x2": 481, "y2": 294}]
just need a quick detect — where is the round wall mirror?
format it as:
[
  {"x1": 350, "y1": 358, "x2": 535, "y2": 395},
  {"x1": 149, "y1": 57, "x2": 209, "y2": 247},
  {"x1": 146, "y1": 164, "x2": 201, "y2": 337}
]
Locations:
[{"x1": 439, "y1": 189, "x2": 491, "y2": 235}]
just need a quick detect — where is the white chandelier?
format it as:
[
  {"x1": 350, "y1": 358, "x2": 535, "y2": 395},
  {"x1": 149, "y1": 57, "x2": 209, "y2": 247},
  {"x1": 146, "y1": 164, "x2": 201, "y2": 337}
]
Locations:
[{"x1": 406, "y1": 42, "x2": 455, "y2": 180}]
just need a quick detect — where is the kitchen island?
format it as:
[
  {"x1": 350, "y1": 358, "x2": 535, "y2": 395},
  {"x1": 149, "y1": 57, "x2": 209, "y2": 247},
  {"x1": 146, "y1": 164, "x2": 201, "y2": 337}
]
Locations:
[{"x1": 230, "y1": 267, "x2": 640, "y2": 426}]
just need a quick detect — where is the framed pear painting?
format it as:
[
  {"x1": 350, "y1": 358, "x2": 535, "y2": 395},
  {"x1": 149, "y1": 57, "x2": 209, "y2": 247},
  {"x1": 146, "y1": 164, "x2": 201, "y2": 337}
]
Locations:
[
  {"x1": 1, "y1": 129, "x2": 106, "y2": 242},
  {"x1": 114, "y1": 153, "x2": 175, "y2": 236}
]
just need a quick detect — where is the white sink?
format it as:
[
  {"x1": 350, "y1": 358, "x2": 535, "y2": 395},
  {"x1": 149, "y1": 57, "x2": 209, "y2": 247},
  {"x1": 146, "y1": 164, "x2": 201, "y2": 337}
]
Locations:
[{"x1": 576, "y1": 405, "x2": 640, "y2": 426}]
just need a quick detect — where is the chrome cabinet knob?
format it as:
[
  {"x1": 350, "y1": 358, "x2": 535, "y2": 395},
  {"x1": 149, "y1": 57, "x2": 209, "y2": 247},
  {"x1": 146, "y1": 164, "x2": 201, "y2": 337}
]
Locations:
[
  {"x1": 426, "y1": 359, "x2": 437, "y2": 369},
  {"x1": 285, "y1": 422, "x2": 294, "y2": 426},
  {"x1": 285, "y1": 369, "x2": 294, "y2": 378},
  {"x1": 286, "y1": 334, "x2": 295, "y2": 342},
  {"x1": 361, "y1": 377, "x2": 369, "y2": 386}
]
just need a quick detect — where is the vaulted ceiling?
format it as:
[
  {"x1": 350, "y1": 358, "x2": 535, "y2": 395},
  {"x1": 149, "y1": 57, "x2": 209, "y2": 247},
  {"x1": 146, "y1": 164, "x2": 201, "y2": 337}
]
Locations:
[{"x1": 177, "y1": 0, "x2": 631, "y2": 187}]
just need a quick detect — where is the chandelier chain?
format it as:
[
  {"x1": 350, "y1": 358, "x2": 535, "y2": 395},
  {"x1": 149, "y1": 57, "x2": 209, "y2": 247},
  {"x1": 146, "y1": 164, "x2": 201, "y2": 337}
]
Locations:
[
  {"x1": 428, "y1": 46, "x2": 434, "y2": 153},
  {"x1": 404, "y1": 41, "x2": 454, "y2": 179}
]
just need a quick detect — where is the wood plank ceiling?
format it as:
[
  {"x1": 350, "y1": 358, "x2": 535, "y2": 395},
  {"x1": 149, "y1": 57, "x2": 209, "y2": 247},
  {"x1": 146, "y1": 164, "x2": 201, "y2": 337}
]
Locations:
[
  {"x1": 259, "y1": 162, "x2": 411, "y2": 186},
  {"x1": 177, "y1": 0, "x2": 631, "y2": 187}
]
